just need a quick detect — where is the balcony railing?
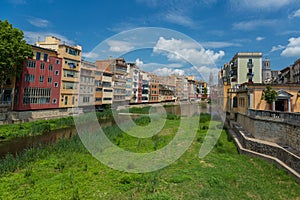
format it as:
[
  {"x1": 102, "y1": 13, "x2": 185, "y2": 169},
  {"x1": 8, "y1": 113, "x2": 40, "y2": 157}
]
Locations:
[{"x1": 247, "y1": 109, "x2": 300, "y2": 125}]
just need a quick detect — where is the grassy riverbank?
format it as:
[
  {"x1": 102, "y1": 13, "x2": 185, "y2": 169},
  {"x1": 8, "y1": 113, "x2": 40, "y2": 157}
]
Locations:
[
  {"x1": 0, "y1": 109, "x2": 113, "y2": 141},
  {"x1": 0, "y1": 114, "x2": 299, "y2": 199}
]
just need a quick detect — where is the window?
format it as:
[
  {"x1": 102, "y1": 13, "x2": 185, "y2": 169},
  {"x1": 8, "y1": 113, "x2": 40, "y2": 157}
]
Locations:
[
  {"x1": 104, "y1": 89, "x2": 113, "y2": 92},
  {"x1": 56, "y1": 59, "x2": 60, "y2": 64},
  {"x1": 54, "y1": 82, "x2": 58, "y2": 87},
  {"x1": 44, "y1": 54, "x2": 48, "y2": 62},
  {"x1": 55, "y1": 70, "x2": 59, "y2": 75},
  {"x1": 67, "y1": 48, "x2": 79, "y2": 56},
  {"x1": 39, "y1": 75, "x2": 44, "y2": 83},
  {"x1": 36, "y1": 52, "x2": 41, "y2": 60},
  {"x1": 233, "y1": 97, "x2": 238, "y2": 108},
  {"x1": 63, "y1": 82, "x2": 77, "y2": 90},
  {"x1": 26, "y1": 60, "x2": 36, "y2": 68},
  {"x1": 94, "y1": 71, "x2": 101, "y2": 76},
  {"x1": 48, "y1": 76, "x2": 52, "y2": 83},
  {"x1": 64, "y1": 70, "x2": 78, "y2": 78},
  {"x1": 40, "y1": 63, "x2": 45, "y2": 70},
  {"x1": 25, "y1": 74, "x2": 34, "y2": 82},
  {"x1": 49, "y1": 64, "x2": 53, "y2": 71},
  {"x1": 22, "y1": 87, "x2": 51, "y2": 105},
  {"x1": 103, "y1": 98, "x2": 112, "y2": 101},
  {"x1": 102, "y1": 81, "x2": 111, "y2": 87},
  {"x1": 72, "y1": 96, "x2": 75, "y2": 105},
  {"x1": 83, "y1": 97, "x2": 90, "y2": 103},
  {"x1": 68, "y1": 62, "x2": 76, "y2": 69},
  {"x1": 52, "y1": 98, "x2": 57, "y2": 104},
  {"x1": 239, "y1": 98, "x2": 245, "y2": 107},
  {"x1": 64, "y1": 96, "x2": 68, "y2": 105},
  {"x1": 96, "y1": 88, "x2": 102, "y2": 92},
  {"x1": 94, "y1": 80, "x2": 101, "y2": 86}
]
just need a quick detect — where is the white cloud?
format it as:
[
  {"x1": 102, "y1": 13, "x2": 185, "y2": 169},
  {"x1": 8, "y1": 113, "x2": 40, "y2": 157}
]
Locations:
[
  {"x1": 24, "y1": 31, "x2": 74, "y2": 45},
  {"x1": 153, "y1": 68, "x2": 185, "y2": 76},
  {"x1": 135, "y1": 58, "x2": 144, "y2": 67},
  {"x1": 230, "y1": 0, "x2": 295, "y2": 10},
  {"x1": 164, "y1": 11, "x2": 195, "y2": 27},
  {"x1": 201, "y1": 41, "x2": 240, "y2": 48},
  {"x1": 289, "y1": 8, "x2": 300, "y2": 19},
  {"x1": 193, "y1": 66, "x2": 219, "y2": 82},
  {"x1": 27, "y1": 17, "x2": 50, "y2": 28},
  {"x1": 256, "y1": 36, "x2": 265, "y2": 41},
  {"x1": 135, "y1": 58, "x2": 184, "y2": 72},
  {"x1": 270, "y1": 45, "x2": 285, "y2": 52},
  {"x1": 82, "y1": 52, "x2": 99, "y2": 59},
  {"x1": 153, "y1": 37, "x2": 225, "y2": 66},
  {"x1": 106, "y1": 40, "x2": 134, "y2": 53},
  {"x1": 281, "y1": 37, "x2": 300, "y2": 57},
  {"x1": 233, "y1": 19, "x2": 278, "y2": 31},
  {"x1": 279, "y1": 30, "x2": 300, "y2": 35}
]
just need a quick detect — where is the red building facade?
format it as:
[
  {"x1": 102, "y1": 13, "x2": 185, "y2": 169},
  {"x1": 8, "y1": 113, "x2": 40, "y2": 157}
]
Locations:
[{"x1": 14, "y1": 45, "x2": 62, "y2": 110}]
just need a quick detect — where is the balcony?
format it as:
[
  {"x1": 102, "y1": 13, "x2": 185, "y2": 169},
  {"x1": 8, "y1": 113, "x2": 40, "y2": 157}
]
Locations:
[
  {"x1": 247, "y1": 72, "x2": 254, "y2": 78},
  {"x1": 60, "y1": 88, "x2": 78, "y2": 95},
  {"x1": 231, "y1": 70, "x2": 237, "y2": 77},
  {"x1": 102, "y1": 77, "x2": 112, "y2": 83},
  {"x1": 247, "y1": 63, "x2": 253, "y2": 69}
]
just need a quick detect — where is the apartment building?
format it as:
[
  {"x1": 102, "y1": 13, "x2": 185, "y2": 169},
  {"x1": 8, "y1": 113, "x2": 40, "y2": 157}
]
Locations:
[
  {"x1": 141, "y1": 71, "x2": 150, "y2": 103},
  {"x1": 96, "y1": 58, "x2": 127, "y2": 106},
  {"x1": 127, "y1": 63, "x2": 139, "y2": 103},
  {"x1": 225, "y1": 52, "x2": 262, "y2": 86},
  {"x1": 291, "y1": 58, "x2": 300, "y2": 84},
  {"x1": 187, "y1": 76, "x2": 197, "y2": 101},
  {"x1": 125, "y1": 64, "x2": 132, "y2": 102},
  {"x1": 95, "y1": 60, "x2": 113, "y2": 107},
  {"x1": 156, "y1": 75, "x2": 175, "y2": 102},
  {"x1": 36, "y1": 36, "x2": 82, "y2": 108},
  {"x1": 149, "y1": 74, "x2": 159, "y2": 103},
  {"x1": 14, "y1": 45, "x2": 62, "y2": 111},
  {"x1": 79, "y1": 61, "x2": 95, "y2": 109}
]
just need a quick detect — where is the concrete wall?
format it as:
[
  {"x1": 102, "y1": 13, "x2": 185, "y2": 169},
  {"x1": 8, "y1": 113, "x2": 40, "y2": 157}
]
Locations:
[
  {"x1": 237, "y1": 113, "x2": 300, "y2": 151},
  {"x1": 0, "y1": 108, "x2": 82, "y2": 124}
]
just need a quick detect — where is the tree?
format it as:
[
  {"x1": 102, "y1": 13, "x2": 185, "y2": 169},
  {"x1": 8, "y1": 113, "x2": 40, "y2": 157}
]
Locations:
[
  {"x1": 261, "y1": 85, "x2": 278, "y2": 110},
  {"x1": 0, "y1": 20, "x2": 32, "y2": 86}
]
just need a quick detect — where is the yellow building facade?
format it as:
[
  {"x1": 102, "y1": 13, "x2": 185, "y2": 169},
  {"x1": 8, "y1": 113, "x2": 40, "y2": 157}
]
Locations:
[{"x1": 36, "y1": 36, "x2": 82, "y2": 108}]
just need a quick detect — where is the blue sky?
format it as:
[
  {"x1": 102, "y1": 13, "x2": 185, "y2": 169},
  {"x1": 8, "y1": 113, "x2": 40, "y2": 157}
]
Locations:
[{"x1": 1, "y1": 0, "x2": 300, "y2": 82}]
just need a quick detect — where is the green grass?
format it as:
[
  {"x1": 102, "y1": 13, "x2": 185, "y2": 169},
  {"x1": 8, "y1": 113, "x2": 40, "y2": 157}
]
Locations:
[
  {"x1": 129, "y1": 106, "x2": 152, "y2": 114},
  {"x1": 0, "y1": 110, "x2": 114, "y2": 141},
  {"x1": 0, "y1": 116, "x2": 75, "y2": 141},
  {"x1": 0, "y1": 116, "x2": 299, "y2": 199}
]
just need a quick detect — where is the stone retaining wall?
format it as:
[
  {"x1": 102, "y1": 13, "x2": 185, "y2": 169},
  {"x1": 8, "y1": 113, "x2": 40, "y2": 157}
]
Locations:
[
  {"x1": 237, "y1": 113, "x2": 300, "y2": 151},
  {"x1": 227, "y1": 120, "x2": 300, "y2": 183},
  {"x1": 0, "y1": 108, "x2": 83, "y2": 124}
]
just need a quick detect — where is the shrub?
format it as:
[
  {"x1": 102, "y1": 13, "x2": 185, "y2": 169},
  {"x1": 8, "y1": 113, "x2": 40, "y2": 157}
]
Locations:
[
  {"x1": 166, "y1": 113, "x2": 180, "y2": 120},
  {"x1": 135, "y1": 116, "x2": 151, "y2": 126},
  {"x1": 199, "y1": 113, "x2": 211, "y2": 123}
]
